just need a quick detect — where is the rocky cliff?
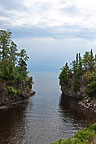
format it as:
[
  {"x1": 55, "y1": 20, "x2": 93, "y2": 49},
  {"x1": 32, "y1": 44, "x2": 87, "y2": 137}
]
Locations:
[
  {"x1": 0, "y1": 78, "x2": 35, "y2": 107},
  {"x1": 60, "y1": 76, "x2": 96, "y2": 117},
  {"x1": 61, "y1": 76, "x2": 88, "y2": 100}
]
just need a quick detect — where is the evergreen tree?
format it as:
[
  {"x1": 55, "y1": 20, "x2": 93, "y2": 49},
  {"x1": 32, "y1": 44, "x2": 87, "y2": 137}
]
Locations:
[
  {"x1": 9, "y1": 41, "x2": 18, "y2": 64},
  {"x1": 90, "y1": 49, "x2": 94, "y2": 70},
  {"x1": 83, "y1": 51, "x2": 90, "y2": 71},
  {"x1": 78, "y1": 53, "x2": 82, "y2": 75},
  {"x1": 59, "y1": 63, "x2": 70, "y2": 86},
  {"x1": 90, "y1": 49, "x2": 94, "y2": 61},
  {"x1": 0, "y1": 30, "x2": 11, "y2": 60},
  {"x1": 0, "y1": 30, "x2": 30, "y2": 81},
  {"x1": 76, "y1": 53, "x2": 79, "y2": 68},
  {"x1": 71, "y1": 60, "x2": 76, "y2": 74},
  {"x1": 18, "y1": 49, "x2": 29, "y2": 80}
]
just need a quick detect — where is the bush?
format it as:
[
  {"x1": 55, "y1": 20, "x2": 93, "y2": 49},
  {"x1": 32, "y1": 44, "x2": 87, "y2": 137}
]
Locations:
[
  {"x1": 51, "y1": 124, "x2": 96, "y2": 144},
  {"x1": 7, "y1": 86, "x2": 20, "y2": 96},
  {"x1": 28, "y1": 76, "x2": 33, "y2": 85},
  {"x1": 84, "y1": 71, "x2": 96, "y2": 98},
  {"x1": 90, "y1": 123, "x2": 96, "y2": 134}
]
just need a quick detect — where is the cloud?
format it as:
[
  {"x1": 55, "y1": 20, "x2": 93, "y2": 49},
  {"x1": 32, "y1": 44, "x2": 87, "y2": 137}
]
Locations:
[
  {"x1": 0, "y1": 0, "x2": 96, "y2": 40},
  {"x1": 1, "y1": 0, "x2": 96, "y2": 72},
  {"x1": 0, "y1": 0, "x2": 96, "y2": 28}
]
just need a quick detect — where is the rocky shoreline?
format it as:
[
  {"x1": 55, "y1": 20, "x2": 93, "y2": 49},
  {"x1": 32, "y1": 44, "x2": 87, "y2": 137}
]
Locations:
[
  {"x1": 78, "y1": 96, "x2": 96, "y2": 117},
  {"x1": 61, "y1": 83, "x2": 96, "y2": 118},
  {"x1": 0, "y1": 91, "x2": 35, "y2": 109}
]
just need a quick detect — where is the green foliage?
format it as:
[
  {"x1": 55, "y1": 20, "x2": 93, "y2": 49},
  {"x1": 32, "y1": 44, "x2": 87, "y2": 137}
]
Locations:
[
  {"x1": 90, "y1": 123, "x2": 96, "y2": 133},
  {"x1": 74, "y1": 128, "x2": 95, "y2": 143},
  {"x1": 71, "y1": 60, "x2": 76, "y2": 74},
  {"x1": 59, "y1": 63, "x2": 72, "y2": 86},
  {"x1": 7, "y1": 86, "x2": 20, "y2": 96},
  {"x1": 73, "y1": 79, "x2": 80, "y2": 93},
  {"x1": 28, "y1": 76, "x2": 33, "y2": 85},
  {"x1": 82, "y1": 49, "x2": 94, "y2": 71},
  {"x1": 1, "y1": 59, "x2": 17, "y2": 80},
  {"x1": 51, "y1": 138, "x2": 73, "y2": 144},
  {"x1": 9, "y1": 41, "x2": 18, "y2": 64},
  {"x1": 59, "y1": 49, "x2": 96, "y2": 96},
  {"x1": 18, "y1": 49, "x2": 29, "y2": 80},
  {"x1": 85, "y1": 81, "x2": 96, "y2": 97},
  {"x1": 0, "y1": 30, "x2": 30, "y2": 82},
  {"x1": 0, "y1": 30, "x2": 11, "y2": 60},
  {"x1": 71, "y1": 53, "x2": 82, "y2": 76},
  {"x1": 84, "y1": 71, "x2": 96, "y2": 98},
  {"x1": 51, "y1": 124, "x2": 96, "y2": 144}
]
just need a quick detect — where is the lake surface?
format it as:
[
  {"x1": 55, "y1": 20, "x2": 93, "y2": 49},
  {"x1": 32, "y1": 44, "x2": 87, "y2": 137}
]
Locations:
[{"x1": 0, "y1": 72, "x2": 95, "y2": 144}]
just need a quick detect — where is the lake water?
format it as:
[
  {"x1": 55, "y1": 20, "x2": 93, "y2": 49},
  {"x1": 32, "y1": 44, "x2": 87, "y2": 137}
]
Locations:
[{"x1": 0, "y1": 72, "x2": 95, "y2": 144}]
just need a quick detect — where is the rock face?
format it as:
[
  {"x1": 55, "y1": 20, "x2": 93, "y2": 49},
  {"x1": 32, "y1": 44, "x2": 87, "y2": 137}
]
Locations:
[
  {"x1": 61, "y1": 84, "x2": 87, "y2": 100},
  {"x1": 61, "y1": 76, "x2": 88, "y2": 100},
  {"x1": 0, "y1": 78, "x2": 35, "y2": 107},
  {"x1": 61, "y1": 77, "x2": 96, "y2": 117},
  {"x1": 78, "y1": 96, "x2": 96, "y2": 117}
]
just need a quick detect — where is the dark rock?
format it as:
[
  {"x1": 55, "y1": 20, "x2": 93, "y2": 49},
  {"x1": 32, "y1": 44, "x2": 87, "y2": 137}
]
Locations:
[
  {"x1": 61, "y1": 77, "x2": 96, "y2": 117},
  {"x1": 0, "y1": 78, "x2": 35, "y2": 108}
]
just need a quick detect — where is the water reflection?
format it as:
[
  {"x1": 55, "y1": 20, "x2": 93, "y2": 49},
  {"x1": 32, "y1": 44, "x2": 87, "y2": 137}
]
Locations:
[
  {"x1": 59, "y1": 95, "x2": 96, "y2": 128},
  {"x1": 0, "y1": 100, "x2": 29, "y2": 144}
]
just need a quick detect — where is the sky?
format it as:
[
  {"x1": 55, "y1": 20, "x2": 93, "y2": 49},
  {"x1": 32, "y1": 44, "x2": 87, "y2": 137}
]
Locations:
[{"x1": 0, "y1": 0, "x2": 96, "y2": 72}]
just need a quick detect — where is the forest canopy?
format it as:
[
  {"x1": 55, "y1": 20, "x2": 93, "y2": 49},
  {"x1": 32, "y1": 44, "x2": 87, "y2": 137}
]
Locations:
[{"x1": 0, "y1": 30, "x2": 31, "y2": 81}]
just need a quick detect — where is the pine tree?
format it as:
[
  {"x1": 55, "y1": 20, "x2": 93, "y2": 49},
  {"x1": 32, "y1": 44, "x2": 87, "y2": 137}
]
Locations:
[
  {"x1": 78, "y1": 53, "x2": 82, "y2": 75},
  {"x1": 9, "y1": 41, "x2": 18, "y2": 64},
  {"x1": 18, "y1": 49, "x2": 29, "y2": 80},
  {"x1": 0, "y1": 30, "x2": 30, "y2": 81},
  {"x1": 71, "y1": 60, "x2": 76, "y2": 74},
  {"x1": 0, "y1": 30, "x2": 11, "y2": 60},
  {"x1": 76, "y1": 53, "x2": 79, "y2": 68}
]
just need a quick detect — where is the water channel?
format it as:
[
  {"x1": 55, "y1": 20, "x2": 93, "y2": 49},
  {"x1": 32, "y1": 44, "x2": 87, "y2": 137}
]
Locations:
[{"x1": 0, "y1": 72, "x2": 95, "y2": 144}]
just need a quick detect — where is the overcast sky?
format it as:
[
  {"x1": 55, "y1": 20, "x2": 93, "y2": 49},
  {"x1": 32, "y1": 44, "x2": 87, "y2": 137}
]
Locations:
[{"x1": 0, "y1": 0, "x2": 96, "y2": 72}]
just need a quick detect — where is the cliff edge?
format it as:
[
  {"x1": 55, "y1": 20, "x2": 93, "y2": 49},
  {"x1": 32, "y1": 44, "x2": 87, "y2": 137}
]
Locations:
[{"x1": 0, "y1": 78, "x2": 35, "y2": 107}]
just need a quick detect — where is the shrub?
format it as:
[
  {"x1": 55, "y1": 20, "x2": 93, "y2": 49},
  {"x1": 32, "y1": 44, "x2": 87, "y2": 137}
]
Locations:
[
  {"x1": 84, "y1": 71, "x2": 96, "y2": 98},
  {"x1": 7, "y1": 86, "x2": 20, "y2": 96},
  {"x1": 51, "y1": 124, "x2": 96, "y2": 144},
  {"x1": 28, "y1": 76, "x2": 33, "y2": 85}
]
